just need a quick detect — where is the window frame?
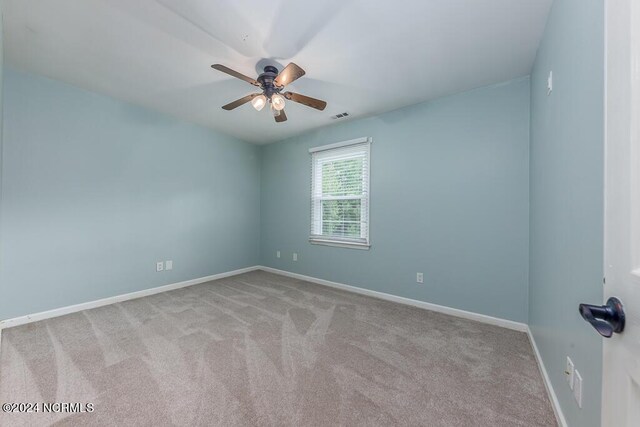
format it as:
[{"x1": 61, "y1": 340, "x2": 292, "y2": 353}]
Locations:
[{"x1": 309, "y1": 137, "x2": 371, "y2": 249}]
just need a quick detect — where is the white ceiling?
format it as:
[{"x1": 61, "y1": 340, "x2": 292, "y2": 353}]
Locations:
[{"x1": 3, "y1": 0, "x2": 553, "y2": 144}]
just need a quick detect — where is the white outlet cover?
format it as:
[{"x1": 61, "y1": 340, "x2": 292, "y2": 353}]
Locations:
[
  {"x1": 417, "y1": 272, "x2": 424, "y2": 283},
  {"x1": 293, "y1": 253, "x2": 298, "y2": 261},
  {"x1": 547, "y1": 71, "x2": 553, "y2": 95},
  {"x1": 165, "y1": 260, "x2": 173, "y2": 270},
  {"x1": 156, "y1": 261, "x2": 164, "y2": 272},
  {"x1": 574, "y1": 370, "x2": 583, "y2": 408},
  {"x1": 566, "y1": 357, "x2": 575, "y2": 390},
  {"x1": 276, "y1": 251, "x2": 281, "y2": 258}
]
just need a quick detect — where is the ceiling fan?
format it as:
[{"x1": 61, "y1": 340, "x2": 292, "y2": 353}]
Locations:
[{"x1": 211, "y1": 63, "x2": 327, "y2": 123}]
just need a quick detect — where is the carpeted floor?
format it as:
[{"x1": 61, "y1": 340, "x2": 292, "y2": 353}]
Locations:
[{"x1": 0, "y1": 270, "x2": 556, "y2": 426}]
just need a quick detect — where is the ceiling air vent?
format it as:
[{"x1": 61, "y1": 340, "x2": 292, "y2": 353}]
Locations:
[{"x1": 330, "y1": 112, "x2": 350, "y2": 120}]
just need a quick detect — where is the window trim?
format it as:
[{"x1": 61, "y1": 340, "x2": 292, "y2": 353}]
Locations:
[
  {"x1": 308, "y1": 136, "x2": 371, "y2": 153},
  {"x1": 309, "y1": 137, "x2": 372, "y2": 249},
  {"x1": 308, "y1": 238, "x2": 371, "y2": 250}
]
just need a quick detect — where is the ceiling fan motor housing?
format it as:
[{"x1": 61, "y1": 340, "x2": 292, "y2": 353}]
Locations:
[{"x1": 257, "y1": 65, "x2": 281, "y2": 98}]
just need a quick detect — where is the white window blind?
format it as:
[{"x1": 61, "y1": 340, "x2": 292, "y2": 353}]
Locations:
[{"x1": 310, "y1": 138, "x2": 371, "y2": 248}]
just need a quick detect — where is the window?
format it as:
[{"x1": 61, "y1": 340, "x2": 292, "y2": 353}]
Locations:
[{"x1": 309, "y1": 137, "x2": 371, "y2": 249}]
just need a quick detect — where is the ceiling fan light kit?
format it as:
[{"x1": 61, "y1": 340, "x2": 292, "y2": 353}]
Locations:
[{"x1": 212, "y1": 63, "x2": 327, "y2": 123}]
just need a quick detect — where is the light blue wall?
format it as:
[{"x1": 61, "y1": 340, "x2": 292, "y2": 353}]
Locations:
[
  {"x1": 0, "y1": 5, "x2": 4, "y2": 289},
  {"x1": 0, "y1": 3, "x2": 4, "y2": 287},
  {"x1": 0, "y1": 68, "x2": 261, "y2": 320},
  {"x1": 529, "y1": 0, "x2": 604, "y2": 425},
  {"x1": 261, "y1": 78, "x2": 531, "y2": 323}
]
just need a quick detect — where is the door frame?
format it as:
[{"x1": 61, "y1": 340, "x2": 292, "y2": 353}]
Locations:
[{"x1": 603, "y1": 0, "x2": 640, "y2": 424}]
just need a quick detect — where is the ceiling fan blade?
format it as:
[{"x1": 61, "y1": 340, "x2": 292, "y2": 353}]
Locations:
[
  {"x1": 283, "y1": 92, "x2": 327, "y2": 111},
  {"x1": 211, "y1": 64, "x2": 260, "y2": 87},
  {"x1": 222, "y1": 93, "x2": 260, "y2": 110},
  {"x1": 274, "y1": 63, "x2": 306, "y2": 88},
  {"x1": 275, "y1": 109, "x2": 288, "y2": 123}
]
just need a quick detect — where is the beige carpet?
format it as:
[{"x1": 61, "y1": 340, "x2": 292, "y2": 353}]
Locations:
[{"x1": 0, "y1": 270, "x2": 556, "y2": 426}]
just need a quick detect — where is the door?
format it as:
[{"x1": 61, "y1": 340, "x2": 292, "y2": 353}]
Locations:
[{"x1": 602, "y1": 0, "x2": 640, "y2": 425}]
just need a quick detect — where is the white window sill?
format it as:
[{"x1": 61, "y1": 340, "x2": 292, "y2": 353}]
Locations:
[{"x1": 308, "y1": 238, "x2": 371, "y2": 250}]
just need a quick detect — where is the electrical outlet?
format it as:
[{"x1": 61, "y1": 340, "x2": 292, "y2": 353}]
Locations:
[
  {"x1": 574, "y1": 370, "x2": 583, "y2": 408},
  {"x1": 165, "y1": 260, "x2": 173, "y2": 271},
  {"x1": 293, "y1": 253, "x2": 298, "y2": 261},
  {"x1": 566, "y1": 357, "x2": 575, "y2": 390},
  {"x1": 156, "y1": 261, "x2": 164, "y2": 272},
  {"x1": 416, "y1": 272, "x2": 424, "y2": 283},
  {"x1": 276, "y1": 250, "x2": 281, "y2": 258}
]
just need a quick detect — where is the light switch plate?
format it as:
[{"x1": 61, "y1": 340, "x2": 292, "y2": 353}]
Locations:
[
  {"x1": 566, "y1": 357, "x2": 575, "y2": 390},
  {"x1": 547, "y1": 71, "x2": 553, "y2": 95},
  {"x1": 165, "y1": 260, "x2": 173, "y2": 271},
  {"x1": 293, "y1": 253, "x2": 298, "y2": 261},
  {"x1": 276, "y1": 251, "x2": 281, "y2": 258},
  {"x1": 574, "y1": 370, "x2": 583, "y2": 408},
  {"x1": 156, "y1": 261, "x2": 164, "y2": 272}
]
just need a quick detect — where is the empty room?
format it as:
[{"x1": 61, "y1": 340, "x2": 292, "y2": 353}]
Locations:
[{"x1": 0, "y1": 0, "x2": 638, "y2": 426}]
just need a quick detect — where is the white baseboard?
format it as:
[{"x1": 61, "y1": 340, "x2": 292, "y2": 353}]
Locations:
[
  {"x1": 256, "y1": 266, "x2": 528, "y2": 332},
  {"x1": 527, "y1": 326, "x2": 568, "y2": 427},
  {"x1": 0, "y1": 265, "x2": 261, "y2": 330},
  {"x1": 0, "y1": 265, "x2": 527, "y2": 334}
]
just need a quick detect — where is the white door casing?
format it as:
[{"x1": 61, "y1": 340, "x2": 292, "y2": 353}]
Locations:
[{"x1": 603, "y1": 0, "x2": 640, "y2": 425}]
